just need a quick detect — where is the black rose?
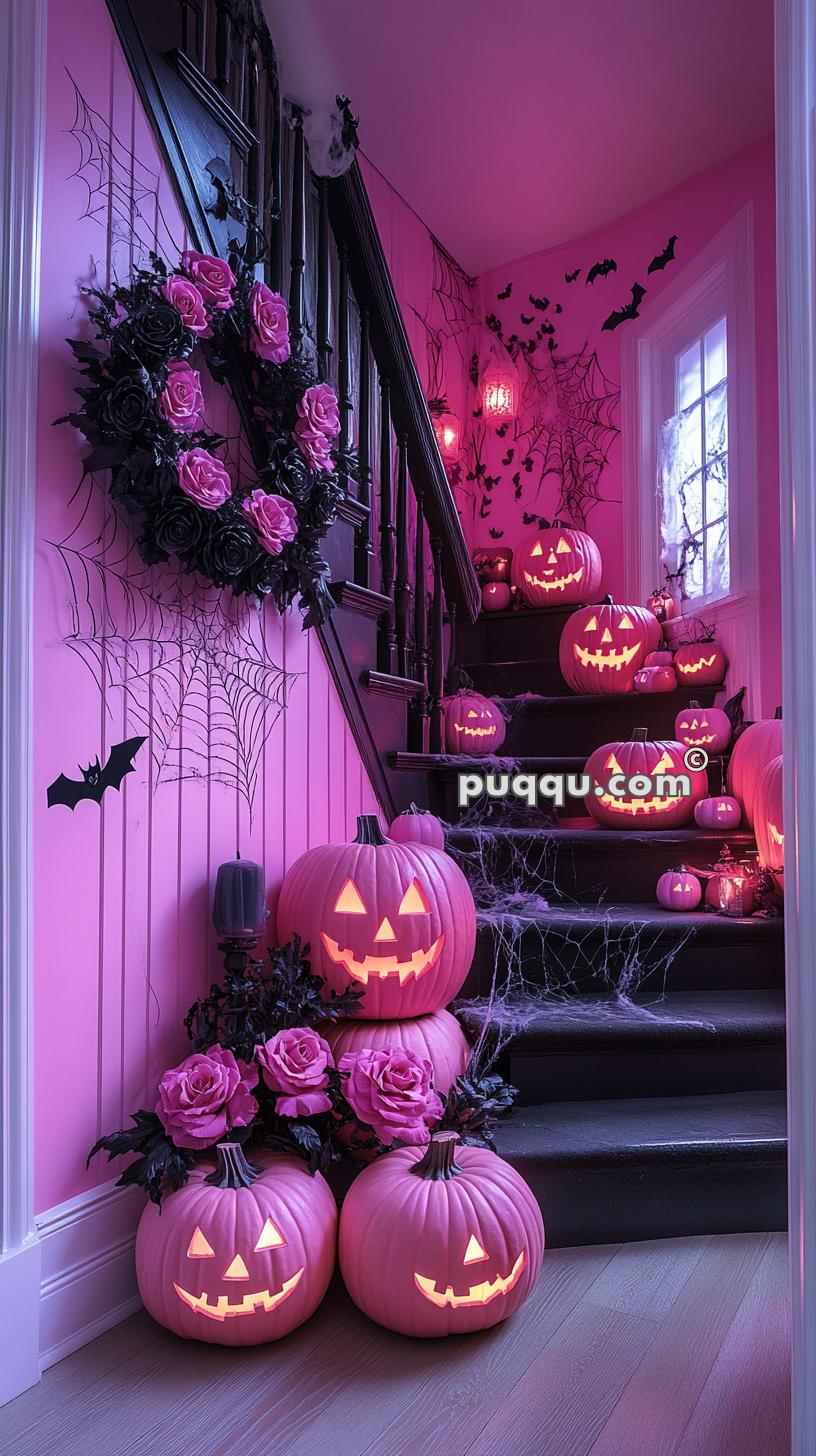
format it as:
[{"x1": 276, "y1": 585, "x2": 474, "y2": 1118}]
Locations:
[
  {"x1": 117, "y1": 301, "x2": 191, "y2": 365},
  {"x1": 200, "y1": 516, "x2": 262, "y2": 583},
  {"x1": 99, "y1": 375, "x2": 152, "y2": 436},
  {"x1": 151, "y1": 493, "x2": 205, "y2": 558}
]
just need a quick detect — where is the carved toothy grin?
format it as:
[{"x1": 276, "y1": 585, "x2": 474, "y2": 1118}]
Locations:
[
  {"x1": 680, "y1": 734, "x2": 717, "y2": 746},
  {"x1": 573, "y1": 643, "x2": 640, "y2": 671},
  {"x1": 524, "y1": 566, "x2": 583, "y2": 592},
  {"x1": 174, "y1": 1267, "x2": 304, "y2": 1321},
  {"x1": 454, "y1": 724, "x2": 496, "y2": 738},
  {"x1": 414, "y1": 1250, "x2": 526, "y2": 1308},
  {"x1": 677, "y1": 654, "x2": 718, "y2": 675},
  {"x1": 594, "y1": 790, "x2": 679, "y2": 815},
  {"x1": 769, "y1": 824, "x2": 784, "y2": 847},
  {"x1": 320, "y1": 932, "x2": 445, "y2": 984}
]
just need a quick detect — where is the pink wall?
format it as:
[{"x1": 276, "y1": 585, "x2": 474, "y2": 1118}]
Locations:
[{"x1": 33, "y1": 0, "x2": 380, "y2": 1214}]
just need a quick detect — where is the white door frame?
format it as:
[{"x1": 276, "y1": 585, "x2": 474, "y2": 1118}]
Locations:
[
  {"x1": 0, "y1": 0, "x2": 47, "y2": 1406},
  {"x1": 775, "y1": 2, "x2": 816, "y2": 1453}
]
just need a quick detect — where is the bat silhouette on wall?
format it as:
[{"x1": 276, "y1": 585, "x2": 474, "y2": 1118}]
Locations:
[
  {"x1": 497, "y1": 281, "x2": 513, "y2": 299},
  {"x1": 647, "y1": 234, "x2": 678, "y2": 273},
  {"x1": 47, "y1": 735, "x2": 147, "y2": 810},
  {"x1": 586, "y1": 258, "x2": 617, "y2": 284},
  {"x1": 488, "y1": 527, "x2": 504, "y2": 539},
  {"x1": 529, "y1": 293, "x2": 549, "y2": 310},
  {"x1": 520, "y1": 312, "x2": 535, "y2": 325},
  {"x1": 602, "y1": 283, "x2": 646, "y2": 332},
  {"x1": 565, "y1": 268, "x2": 581, "y2": 283}
]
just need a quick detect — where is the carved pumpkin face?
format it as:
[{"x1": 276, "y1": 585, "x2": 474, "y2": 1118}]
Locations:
[
  {"x1": 511, "y1": 527, "x2": 602, "y2": 607},
  {"x1": 559, "y1": 601, "x2": 662, "y2": 694},
  {"x1": 339, "y1": 1135, "x2": 545, "y2": 1337},
  {"x1": 656, "y1": 870, "x2": 702, "y2": 910},
  {"x1": 277, "y1": 816, "x2": 476, "y2": 1018},
  {"x1": 584, "y1": 732, "x2": 708, "y2": 828},
  {"x1": 694, "y1": 795, "x2": 742, "y2": 831},
  {"x1": 674, "y1": 642, "x2": 727, "y2": 685},
  {"x1": 442, "y1": 690, "x2": 506, "y2": 757},
  {"x1": 675, "y1": 702, "x2": 732, "y2": 753},
  {"x1": 135, "y1": 1149, "x2": 337, "y2": 1346}
]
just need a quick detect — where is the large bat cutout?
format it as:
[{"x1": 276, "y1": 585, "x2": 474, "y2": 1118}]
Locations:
[
  {"x1": 47, "y1": 736, "x2": 147, "y2": 810},
  {"x1": 586, "y1": 258, "x2": 617, "y2": 285},
  {"x1": 602, "y1": 283, "x2": 646, "y2": 332},
  {"x1": 647, "y1": 235, "x2": 678, "y2": 274}
]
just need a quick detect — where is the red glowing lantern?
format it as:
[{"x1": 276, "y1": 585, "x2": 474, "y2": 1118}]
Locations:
[
  {"x1": 647, "y1": 586, "x2": 679, "y2": 623},
  {"x1": 432, "y1": 410, "x2": 461, "y2": 461},
  {"x1": 481, "y1": 355, "x2": 519, "y2": 423}
]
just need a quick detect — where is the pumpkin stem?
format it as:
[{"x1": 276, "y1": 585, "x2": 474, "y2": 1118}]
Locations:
[
  {"x1": 354, "y1": 814, "x2": 389, "y2": 846},
  {"x1": 411, "y1": 1131, "x2": 463, "y2": 1181},
  {"x1": 632, "y1": 727, "x2": 648, "y2": 741},
  {"x1": 601, "y1": 593, "x2": 614, "y2": 605},
  {"x1": 774, "y1": 705, "x2": 782, "y2": 719},
  {"x1": 688, "y1": 699, "x2": 701, "y2": 709},
  {"x1": 206, "y1": 1142, "x2": 262, "y2": 1189}
]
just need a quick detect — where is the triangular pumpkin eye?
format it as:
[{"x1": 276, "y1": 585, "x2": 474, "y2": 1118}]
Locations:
[
  {"x1": 467, "y1": 709, "x2": 478, "y2": 719},
  {"x1": 530, "y1": 540, "x2": 543, "y2": 556},
  {"x1": 187, "y1": 1226, "x2": 215, "y2": 1258},
  {"x1": 334, "y1": 878, "x2": 367, "y2": 914},
  {"x1": 556, "y1": 537, "x2": 571, "y2": 553},
  {"x1": 584, "y1": 615, "x2": 598, "y2": 633},
  {"x1": 398, "y1": 879, "x2": 430, "y2": 915},
  {"x1": 605, "y1": 753, "x2": 623, "y2": 773},
  {"x1": 619, "y1": 614, "x2": 634, "y2": 630},
  {"x1": 255, "y1": 1216, "x2": 286, "y2": 1251},
  {"x1": 464, "y1": 1234, "x2": 489, "y2": 1264},
  {"x1": 654, "y1": 750, "x2": 675, "y2": 773}
]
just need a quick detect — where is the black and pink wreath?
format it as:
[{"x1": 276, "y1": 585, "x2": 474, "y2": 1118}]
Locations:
[{"x1": 59, "y1": 244, "x2": 349, "y2": 625}]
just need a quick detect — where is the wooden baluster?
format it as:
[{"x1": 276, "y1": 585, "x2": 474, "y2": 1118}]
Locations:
[
  {"x1": 395, "y1": 433, "x2": 412, "y2": 678},
  {"x1": 316, "y1": 180, "x2": 332, "y2": 382},
  {"x1": 428, "y1": 537, "x2": 445, "y2": 753},
  {"x1": 288, "y1": 109, "x2": 306, "y2": 350},
  {"x1": 409, "y1": 493, "x2": 430, "y2": 752},
  {"x1": 337, "y1": 241, "x2": 353, "y2": 490},
  {"x1": 214, "y1": 0, "x2": 230, "y2": 93},
  {"x1": 355, "y1": 305, "x2": 372, "y2": 587},
  {"x1": 446, "y1": 601, "x2": 458, "y2": 689},
  {"x1": 378, "y1": 378, "x2": 397, "y2": 673},
  {"x1": 180, "y1": 0, "x2": 191, "y2": 53}
]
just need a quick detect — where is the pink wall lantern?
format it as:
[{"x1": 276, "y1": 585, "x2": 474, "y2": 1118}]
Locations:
[
  {"x1": 433, "y1": 410, "x2": 461, "y2": 460},
  {"x1": 481, "y1": 355, "x2": 519, "y2": 423}
]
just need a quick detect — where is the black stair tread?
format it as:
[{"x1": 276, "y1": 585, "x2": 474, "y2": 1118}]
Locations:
[
  {"x1": 495, "y1": 1091, "x2": 787, "y2": 1168},
  {"x1": 473, "y1": 901, "x2": 781, "y2": 936},
  {"x1": 494, "y1": 687, "x2": 721, "y2": 712},
  {"x1": 450, "y1": 825, "x2": 754, "y2": 849},
  {"x1": 394, "y1": 754, "x2": 728, "y2": 776},
  {"x1": 458, "y1": 990, "x2": 786, "y2": 1050}
]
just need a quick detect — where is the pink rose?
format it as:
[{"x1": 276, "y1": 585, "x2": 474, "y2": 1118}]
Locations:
[
  {"x1": 255, "y1": 1028, "x2": 333, "y2": 1117},
  {"x1": 248, "y1": 282, "x2": 290, "y2": 364},
  {"x1": 181, "y1": 250, "x2": 236, "y2": 309},
  {"x1": 155, "y1": 1045, "x2": 258, "y2": 1149},
  {"x1": 242, "y1": 488, "x2": 298, "y2": 556},
  {"x1": 296, "y1": 383, "x2": 340, "y2": 438},
  {"x1": 157, "y1": 359, "x2": 204, "y2": 431},
  {"x1": 162, "y1": 275, "x2": 211, "y2": 336},
  {"x1": 339, "y1": 1047, "x2": 443, "y2": 1148},
  {"x1": 293, "y1": 423, "x2": 335, "y2": 473},
  {"x1": 177, "y1": 448, "x2": 232, "y2": 510}
]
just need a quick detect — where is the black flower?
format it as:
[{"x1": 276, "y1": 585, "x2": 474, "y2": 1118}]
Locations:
[
  {"x1": 200, "y1": 514, "x2": 262, "y2": 583},
  {"x1": 99, "y1": 375, "x2": 152, "y2": 436},
  {"x1": 117, "y1": 301, "x2": 192, "y2": 365},
  {"x1": 151, "y1": 493, "x2": 205, "y2": 558}
]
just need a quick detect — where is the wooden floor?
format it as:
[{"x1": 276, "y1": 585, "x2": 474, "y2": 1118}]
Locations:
[{"x1": 0, "y1": 1233, "x2": 789, "y2": 1456}]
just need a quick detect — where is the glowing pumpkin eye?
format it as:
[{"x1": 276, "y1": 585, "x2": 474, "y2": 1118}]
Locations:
[
  {"x1": 619, "y1": 614, "x2": 634, "y2": 630},
  {"x1": 464, "y1": 1234, "x2": 489, "y2": 1264},
  {"x1": 187, "y1": 1226, "x2": 215, "y2": 1258},
  {"x1": 467, "y1": 710, "x2": 478, "y2": 719},
  {"x1": 334, "y1": 878, "x2": 367, "y2": 914},
  {"x1": 654, "y1": 751, "x2": 675, "y2": 773},
  {"x1": 530, "y1": 540, "x2": 543, "y2": 556},
  {"x1": 605, "y1": 753, "x2": 623, "y2": 773},
  {"x1": 255, "y1": 1217, "x2": 286, "y2": 1251},
  {"x1": 398, "y1": 879, "x2": 430, "y2": 915},
  {"x1": 556, "y1": 537, "x2": 571, "y2": 554},
  {"x1": 584, "y1": 616, "x2": 598, "y2": 633}
]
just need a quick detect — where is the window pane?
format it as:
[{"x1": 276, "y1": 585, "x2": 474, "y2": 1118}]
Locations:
[
  {"x1": 705, "y1": 519, "x2": 730, "y2": 599},
  {"x1": 704, "y1": 317, "x2": 727, "y2": 389},
  {"x1": 677, "y1": 341, "x2": 702, "y2": 410},
  {"x1": 677, "y1": 400, "x2": 703, "y2": 477},
  {"x1": 684, "y1": 539, "x2": 704, "y2": 599},
  {"x1": 705, "y1": 455, "x2": 728, "y2": 522},
  {"x1": 705, "y1": 381, "x2": 728, "y2": 460},
  {"x1": 678, "y1": 471, "x2": 704, "y2": 535}
]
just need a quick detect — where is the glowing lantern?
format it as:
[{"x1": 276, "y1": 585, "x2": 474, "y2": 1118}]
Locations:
[
  {"x1": 442, "y1": 688, "x2": 506, "y2": 756},
  {"x1": 481, "y1": 582, "x2": 511, "y2": 613},
  {"x1": 674, "y1": 641, "x2": 727, "y2": 686},
  {"x1": 472, "y1": 547, "x2": 512, "y2": 584},
  {"x1": 647, "y1": 585, "x2": 679, "y2": 623},
  {"x1": 675, "y1": 701, "x2": 732, "y2": 754},
  {"x1": 511, "y1": 526, "x2": 602, "y2": 608},
  {"x1": 320, "y1": 1008, "x2": 469, "y2": 1098},
  {"x1": 754, "y1": 754, "x2": 784, "y2": 886},
  {"x1": 432, "y1": 410, "x2": 461, "y2": 461},
  {"x1": 276, "y1": 815, "x2": 476, "y2": 1020},
  {"x1": 656, "y1": 870, "x2": 702, "y2": 911},
  {"x1": 583, "y1": 728, "x2": 708, "y2": 829},
  {"x1": 694, "y1": 795, "x2": 742, "y2": 831},
  {"x1": 703, "y1": 844, "x2": 756, "y2": 916},
  {"x1": 338, "y1": 1132, "x2": 544, "y2": 1337},
  {"x1": 135, "y1": 1145, "x2": 337, "y2": 1345},
  {"x1": 727, "y1": 711, "x2": 782, "y2": 827},
  {"x1": 559, "y1": 597, "x2": 662, "y2": 695},
  {"x1": 481, "y1": 354, "x2": 519, "y2": 423}
]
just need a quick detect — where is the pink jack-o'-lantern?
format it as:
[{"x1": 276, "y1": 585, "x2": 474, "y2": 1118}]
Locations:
[
  {"x1": 511, "y1": 526, "x2": 602, "y2": 608},
  {"x1": 481, "y1": 582, "x2": 512, "y2": 613},
  {"x1": 559, "y1": 598, "x2": 662, "y2": 695},
  {"x1": 583, "y1": 728, "x2": 708, "y2": 829},
  {"x1": 656, "y1": 870, "x2": 702, "y2": 910},
  {"x1": 339, "y1": 1132, "x2": 544, "y2": 1338},
  {"x1": 674, "y1": 641, "x2": 727, "y2": 686},
  {"x1": 727, "y1": 712, "x2": 782, "y2": 827},
  {"x1": 135, "y1": 1145, "x2": 336, "y2": 1345},
  {"x1": 754, "y1": 754, "x2": 784, "y2": 883},
  {"x1": 388, "y1": 808, "x2": 446, "y2": 852},
  {"x1": 442, "y1": 689, "x2": 506, "y2": 756},
  {"x1": 634, "y1": 665, "x2": 678, "y2": 693},
  {"x1": 694, "y1": 795, "x2": 742, "y2": 831},
  {"x1": 675, "y1": 701, "x2": 732, "y2": 754},
  {"x1": 277, "y1": 816, "x2": 476, "y2": 1019},
  {"x1": 320, "y1": 1008, "x2": 469, "y2": 1098}
]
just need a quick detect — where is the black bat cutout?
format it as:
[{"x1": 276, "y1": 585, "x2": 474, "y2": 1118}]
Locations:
[
  {"x1": 488, "y1": 527, "x2": 504, "y2": 539},
  {"x1": 565, "y1": 268, "x2": 581, "y2": 283},
  {"x1": 647, "y1": 234, "x2": 678, "y2": 274},
  {"x1": 47, "y1": 735, "x2": 147, "y2": 810},
  {"x1": 497, "y1": 282, "x2": 513, "y2": 300},
  {"x1": 520, "y1": 312, "x2": 535, "y2": 325},
  {"x1": 586, "y1": 258, "x2": 618, "y2": 285},
  {"x1": 601, "y1": 283, "x2": 646, "y2": 332},
  {"x1": 529, "y1": 293, "x2": 549, "y2": 310}
]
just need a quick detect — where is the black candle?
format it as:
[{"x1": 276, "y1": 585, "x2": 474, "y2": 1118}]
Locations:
[{"x1": 213, "y1": 856, "x2": 266, "y2": 938}]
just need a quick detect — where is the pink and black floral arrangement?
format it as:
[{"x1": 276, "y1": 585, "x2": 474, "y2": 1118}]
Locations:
[
  {"x1": 91, "y1": 936, "x2": 514, "y2": 1204},
  {"x1": 58, "y1": 242, "x2": 350, "y2": 626}
]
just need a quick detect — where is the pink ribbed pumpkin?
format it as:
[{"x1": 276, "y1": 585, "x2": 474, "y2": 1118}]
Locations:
[
  {"x1": 675, "y1": 701, "x2": 732, "y2": 754},
  {"x1": 674, "y1": 641, "x2": 727, "y2": 686},
  {"x1": 277, "y1": 815, "x2": 476, "y2": 1019},
  {"x1": 656, "y1": 870, "x2": 702, "y2": 911},
  {"x1": 694, "y1": 795, "x2": 742, "y2": 831},
  {"x1": 559, "y1": 598, "x2": 662, "y2": 694},
  {"x1": 644, "y1": 650, "x2": 674, "y2": 667},
  {"x1": 339, "y1": 1132, "x2": 544, "y2": 1337},
  {"x1": 388, "y1": 808, "x2": 446, "y2": 852},
  {"x1": 755, "y1": 754, "x2": 784, "y2": 881},
  {"x1": 320, "y1": 1009, "x2": 469, "y2": 1098},
  {"x1": 583, "y1": 728, "x2": 708, "y2": 829},
  {"x1": 727, "y1": 713, "x2": 783, "y2": 827},
  {"x1": 442, "y1": 689, "x2": 506, "y2": 756},
  {"x1": 135, "y1": 1145, "x2": 336, "y2": 1345},
  {"x1": 511, "y1": 525, "x2": 602, "y2": 607},
  {"x1": 634, "y1": 665, "x2": 677, "y2": 693}
]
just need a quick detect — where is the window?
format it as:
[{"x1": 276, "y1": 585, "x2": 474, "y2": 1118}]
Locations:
[{"x1": 659, "y1": 316, "x2": 729, "y2": 603}]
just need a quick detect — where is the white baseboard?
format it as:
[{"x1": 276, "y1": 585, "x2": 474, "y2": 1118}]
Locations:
[
  {"x1": 35, "y1": 1178, "x2": 144, "y2": 1370},
  {"x1": 0, "y1": 1240, "x2": 42, "y2": 1405}
]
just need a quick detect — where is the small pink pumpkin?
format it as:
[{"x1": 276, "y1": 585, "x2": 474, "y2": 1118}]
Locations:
[
  {"x1": 388, "y1": 808, "x2": 446, "y2": 852},
  {"x1": 320, "y1": 1008, "x2": 469, "y2": 1100},
  {"x1": 135, "y1": 1144, "x2": 337, "y2": 1345},
  {"x1": 442, "y1": 689, "x2": 506, "y2": 756},
  {"x1": 674, "y1": 641, "x2": 727, "y2": 686},
  {"x1": 694, "y1": 795, "x2": 742, "y2": 831},
  {"x1": 656, "y1": 870, "x2": 702, "y2": 910},
  {"x1": 481, "y1": 582, "x2": 511, "y2": 613},
  {"x1": 644, "y1": 650, "x2": 674, "y2": 668},
  {"x1": 675, "y1": 701, "x2": 732, "y2": 753},
  {"x1": 634, "y1": 665, "x2": 678, "y2": 693},
  {"x1": 339, "y1": 1131, "x2": 544, "y2": 1337}
]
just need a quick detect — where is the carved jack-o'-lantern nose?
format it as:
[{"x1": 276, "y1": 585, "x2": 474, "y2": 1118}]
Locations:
[
  {"x1": 374, "y1": 917, "x2": 396, "y2": 942},
  {"x1": 223, "y1": 1254, "x2": 250, "y2": 1281},
  {"x1": 601, "y1": 628, "x2": 613, "y2": 643},
  {"x1": 548, "y1": 550, "x2": 557, "y2": 565}
]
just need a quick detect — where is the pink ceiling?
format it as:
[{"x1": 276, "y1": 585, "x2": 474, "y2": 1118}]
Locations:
[{"x1": 268, "y1": 0, "x2": 774, "y2": 275}]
